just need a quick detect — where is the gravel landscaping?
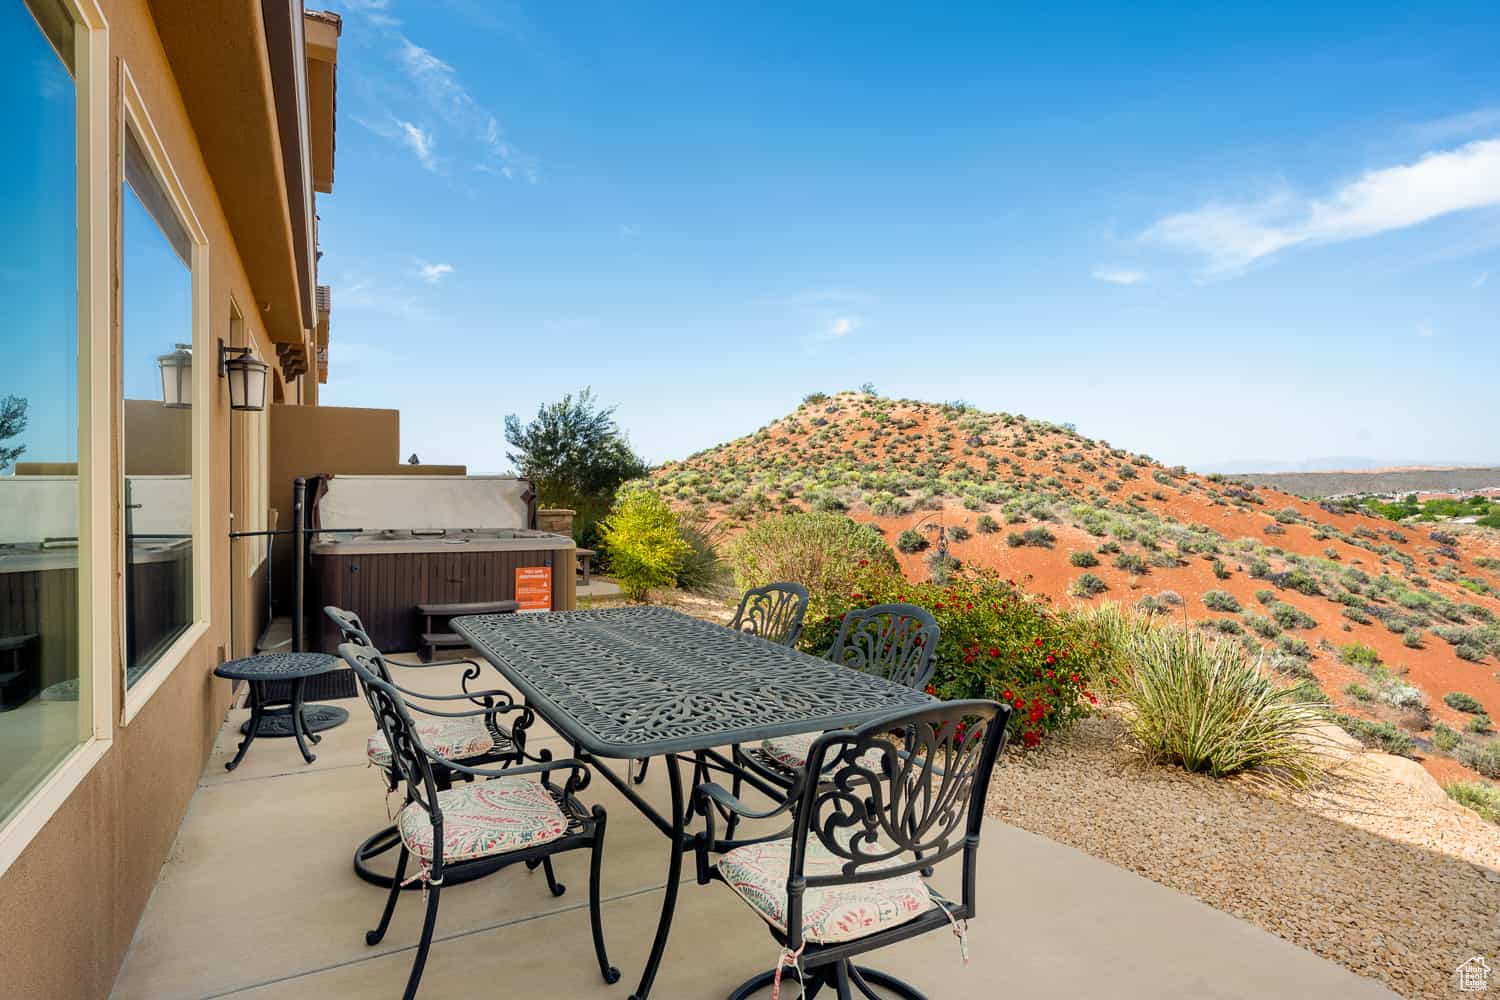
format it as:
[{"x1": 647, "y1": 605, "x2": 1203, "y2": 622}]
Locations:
[{"x1": 987, "y1": 713, "x2": 1500, "y2": 1000}]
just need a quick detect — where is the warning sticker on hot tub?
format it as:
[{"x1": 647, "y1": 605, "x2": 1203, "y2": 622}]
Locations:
[{"x1": 516, "y1": 566, "x2": 552, "y2": 612}]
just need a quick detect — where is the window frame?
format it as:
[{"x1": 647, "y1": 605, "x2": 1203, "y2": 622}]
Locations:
[
  {"x1": 0, "y1": 0, "x2": 113, "y2": 878},
  {"x1": 118, "y1": 61, "x2": 212, "y2": 725}
]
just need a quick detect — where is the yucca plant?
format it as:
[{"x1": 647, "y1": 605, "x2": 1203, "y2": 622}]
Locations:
[{"x1": 1121, "y1": 627, "x2": 1327, "y2": 788}]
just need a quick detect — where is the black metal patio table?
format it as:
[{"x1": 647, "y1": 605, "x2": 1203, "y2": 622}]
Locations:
[
  {"x1": 213, "y1": 652, "x2": 348, "y2": 770},
  {"x1": 453, "y1": 605, "x2": 933, "y2": 1000}
]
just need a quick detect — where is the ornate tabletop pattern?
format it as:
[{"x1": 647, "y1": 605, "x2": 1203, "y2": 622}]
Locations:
[
  {"x1": 213, "y1": 652, "x2": 341, "y2": 681},
  {"x1": 453, "y1": 606, "x2": 933, "y2": 758}
]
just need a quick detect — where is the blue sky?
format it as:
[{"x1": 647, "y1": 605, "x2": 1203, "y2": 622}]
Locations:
[{"x1": 318, "y1": 1, "x2": 1500, "y2": 473}]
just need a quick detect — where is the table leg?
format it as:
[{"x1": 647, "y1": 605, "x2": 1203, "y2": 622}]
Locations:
[
  {"x1": 226, "y1": 681, "x2": 263, "y2": 771},
  {"x1": 630, "y1": 752, "x2": 687, "y2": 1000},
  {"x1": 290, "y1": 678, "x2": 317, "y2": 764}
]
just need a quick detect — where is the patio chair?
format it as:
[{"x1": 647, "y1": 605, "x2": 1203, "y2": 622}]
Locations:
[
  {"x1": 729, "y1": 582, "x2": 810, "y2": 646},
  {"x1": 324, "y1": 606, "x2": 542, "y2": 889},
  {"x1": 631, "y1": 583, "x2": 809, "y2": 785},
  {"x1": 339, "y1": 640, "x2": 620, "y2": 1000},
  {"x1": 736, "y1": 604, "x2": 940, "y2": 787},
  {"x1": 694, "y1": 699, "x2": 1013, "y2": 1000}
]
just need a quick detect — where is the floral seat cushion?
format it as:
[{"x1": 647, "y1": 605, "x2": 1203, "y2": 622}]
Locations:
[
  {"x1": 367, "y1": 716, "x2": 496, "y2": 769},
  {"x1": 396, "y1": 776, "x2": 570, "y2": 868},
  {"x1": 759, "y1": 732, "x2": 886, "y2": 774},
  {"x1": 717, "y1": 838, "x2": 935, "y2": 944}
]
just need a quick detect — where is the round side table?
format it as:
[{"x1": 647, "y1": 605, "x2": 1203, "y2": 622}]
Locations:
[{"x1": 214, "y1": 653, "x2": 348, "y2": 770}]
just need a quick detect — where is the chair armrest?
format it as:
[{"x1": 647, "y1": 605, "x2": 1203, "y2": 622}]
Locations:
[
  {"x1": 692, "y1": 782, "x2": 797, "y2": 884},
  {"x1": 407, "y1": 655, "x2": 482, "y2": 671},
  {"x1": 695, "y1": 781, "x2": 796, "y2": 822},
  {"x1": 424, "y1": 752, "x2": 588, "y2": 789}
]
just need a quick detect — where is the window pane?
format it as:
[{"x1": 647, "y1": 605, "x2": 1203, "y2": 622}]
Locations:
[
  {"x1": 122, "y1": 149, "x2": 194, "y2": 686},
  {"x1": 0, "y1": 0, "x2": 82, "y2": 826}
]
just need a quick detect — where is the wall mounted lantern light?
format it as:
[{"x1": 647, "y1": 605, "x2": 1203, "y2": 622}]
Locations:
[
  {"x1": 220, "y1": 339, "x2": 269, "y2": 412},
  {"x1": 157, "y1": 343, "x2": 193, "y2": 408}
]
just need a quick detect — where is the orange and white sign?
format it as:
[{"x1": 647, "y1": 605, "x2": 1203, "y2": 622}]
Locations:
[{"x1": 515, "y1": 566, "x2": 552, "y2": 613}]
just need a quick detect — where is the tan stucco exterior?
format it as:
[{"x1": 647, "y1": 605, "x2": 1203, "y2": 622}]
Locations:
[{"x1": 0, "y1": 3, "x2": 338, "y2": 997}]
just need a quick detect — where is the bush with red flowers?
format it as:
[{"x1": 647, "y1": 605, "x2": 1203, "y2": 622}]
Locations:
[{"x1": 799, "y1": 564, "x2": 1105, "y2": 747}]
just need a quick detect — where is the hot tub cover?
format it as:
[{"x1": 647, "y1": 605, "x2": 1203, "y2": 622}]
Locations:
[{"x1": 314, "y1": 475, "x2": 533, "y2": 533}]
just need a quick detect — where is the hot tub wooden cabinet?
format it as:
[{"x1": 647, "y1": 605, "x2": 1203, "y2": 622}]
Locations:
[{"x1": 311, "y1": 530, "x2": 576, "y2": 653}]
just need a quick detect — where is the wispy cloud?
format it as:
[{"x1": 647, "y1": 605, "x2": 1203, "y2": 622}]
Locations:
[
  {"x1": 617, "y1": 224, "x2": 639, "y2": 240},
  {"x1": 1092, "y1": 268, "x2": 1148, "y2": 285},
  {"x1": 359, "y1": 116, "x2": 440, "y2": 171},
  {"x1": 415, "y1": 260, "x2": 454, "y2": 284},
  {"x1": 395, "y1": 35, "x2": 539, "y2": 182},
  {"x1": 397, "y1": 121, "x2": 437, "y2": 171},
  {"x1": 335, "y1": 275, "x2": 433, "y2": 321},
  {"x1": 1403, "y1": 107, "x2": 1500, "y2": 146},
  {"x1": 822, "y1": 315, "x2": 862, "y2": 339},
  {"x1": 1144, "y1": 138, "x2": 1500, "y2": 278},
  {"x1": 1475, "y1": 271, "x2": 1490, "y2": 288},
  {"x1": 1417, "y1": 323, "x2": 1437, "y2": 338}
]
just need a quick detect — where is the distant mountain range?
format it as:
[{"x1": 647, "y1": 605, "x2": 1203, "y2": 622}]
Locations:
[{"x1": 1198, "y1": 457, "x2": 1500, "y2": 475}]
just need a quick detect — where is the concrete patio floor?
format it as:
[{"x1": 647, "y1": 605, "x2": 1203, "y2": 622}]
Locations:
[{"x1": 111, "y1": 657, "x2": 1399, "y2": 1000}]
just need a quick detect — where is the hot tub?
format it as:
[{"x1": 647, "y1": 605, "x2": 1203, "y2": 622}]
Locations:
[{"x1": 307, "y1": 476, "x2": 576, "y2": 653}]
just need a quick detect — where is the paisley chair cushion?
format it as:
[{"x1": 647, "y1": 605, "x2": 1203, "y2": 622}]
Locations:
[
  {"x1": 717, "y1": 838, "x2": 935, "y2": 944},
  {"x1": 397, "y1": 776, "x2": 570, "y2": 868},
  {"x1": 367, "y1": 716, "x2": 496, "y2": 769},
  {"x1": 758, "y1": 732, "x2": 886, "y2": 774}
]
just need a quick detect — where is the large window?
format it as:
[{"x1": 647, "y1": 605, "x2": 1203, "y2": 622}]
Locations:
[
  {"x1": 121, "y1": 125, "x2": 196, "y2": 688},
  {"x1": 0, "y1": 0, "x2": 83, "y2": 828}
]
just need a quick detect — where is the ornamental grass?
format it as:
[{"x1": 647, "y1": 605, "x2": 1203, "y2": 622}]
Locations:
[{"x1": 1121, "y1": 627, "x2": 1328, "y2": 788}]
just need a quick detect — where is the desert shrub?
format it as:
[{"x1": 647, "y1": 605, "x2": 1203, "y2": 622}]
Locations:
[
  {"x1": 1021, "y1": 526, "x2": 1056, "y2": 548},
  {"x1": 1255, "y1": 589, "x2": 1277, "y2": 606},
  {"x1": 1379, "y1": 683, "x2": 1426, "y2": 711},
  {"x1": 975, "y1": 514, "x2": 999, "y2": 534},
  {"x1": 1456, "y1": 642, "x2": 1489, "y2": 663},
  {"x1": 1431, "y1": 722, "x2": 1461, "y2": 752},
  {"x1": 1286, "y1": 678, "x2": 1330, "y2": 705},
  {"x1": 1120, "y1": 628, "x2": 1326, "y2": 785},
  {"x1": 599, "y1": 485, "x2": 693, "y2": 601},
  {"x1": 1402, "y1": 628, "x2": 1423, "y2": 648},
  {"x1": 673, "y1": 510, "x2": 727, "y2": 594},
  {"x1": 1274, "y1": 569, "x2": 1323, "y2": 596},
  {"x1": 896, "y1": 529, "x2": 927, "y2": 554},
  {"x1": 1344, "y1": 682, "x2": 1375, "y2": 702},
  {"x1": 1270, "y1": 652, "x2": 1314, "y2": 680},
  {"x1": 948, "y1": 524, "x2": 971, "y2": 542},
  {"x1": 1202, "y1": 617, "x2": 1243, "y2": 636},
  {"x1": 1455, "y1": 739, "x2": 1500, "y2": 778},
  {"x1": 726, "y1": 511, "x2": 898, "y2": 616},
  {"x1": 1341, "y1": 606, "x2": 1371, "y2": 625},
  {"x1": 1445, "y1": 781, "x2": 1500, "y2": 824},
  {"x1": 798, "y1": 565, "x2": 1107, "y2": 748},
  {"x1": 1270, "y1": 602, "x2": 1317, "y2": 630},
  {"x1": 1202, "y1": 590, "x2": 1241, "y2": 613},
  {"x1": 1275, "y1": 635, "x2": 1312, "y2": 660},
  {"x1": 1243, "y1": 613, "x2": 1280, "y2": 639},
  {"x1": 1335, "y1": 715, "x2": 1413, "y2": 756},
  {"x1": 1338, "y1": 643, "x2": 1382, "y2": 669},
  {"x1": 1069, "y1": 550, "x2": 1099, "y2": 568},
  {"x1": 1113, "y1": 552, "x2": 1148, "y2": 575},
  {"x1": 1070, "y1": 573, "x2": 1108, "y2": 597},
  {"x1": 1444, "y1": 691, "x2": 1484, "y2": 714},
  {"x1": 1468, "y1": 714, "x2": 1494, "y2": 734},
  {"x1": 1211, "y1": 557, "x2": 1230, "y2": 580}
]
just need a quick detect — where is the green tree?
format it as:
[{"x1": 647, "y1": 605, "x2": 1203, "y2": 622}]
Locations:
[
  {"x1": 504, "y1": 389, "x2": 647, "y2": 546},
  {"x1": 0, "y1": 396, "x2": 27, "y2": 473}
]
